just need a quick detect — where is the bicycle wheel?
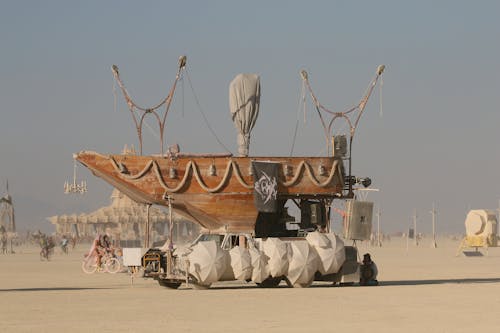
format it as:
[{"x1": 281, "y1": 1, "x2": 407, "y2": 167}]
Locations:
[
  {"x1": 82, "y1": 256, "x2": 97, "y2": 274},
  {"x1": 105, "y1": 257, "x2": 121, "y2": 274}
]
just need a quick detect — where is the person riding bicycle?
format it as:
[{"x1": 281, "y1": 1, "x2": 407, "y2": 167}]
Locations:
[
  {"x1": 90, "y1": 234, "x2": 112, "y2": 269},
  {"x1": 39, "y1": 234, "x2": 55, "y2": 260},
  {"x1": 60, "y1": 236, "x2": 69, "y2": 254}
]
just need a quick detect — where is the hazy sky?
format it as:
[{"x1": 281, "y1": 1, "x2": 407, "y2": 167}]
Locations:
[{"x1": 1, "y1": 1, "x2": 499, "y2": 234}]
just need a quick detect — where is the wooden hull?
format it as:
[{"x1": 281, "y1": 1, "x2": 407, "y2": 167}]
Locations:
[{"x1": 75, "y1": 151, "x2": 345, "y2": 233}]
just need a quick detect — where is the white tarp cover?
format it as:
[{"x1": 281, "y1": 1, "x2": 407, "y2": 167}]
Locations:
[
  {"x1": 324, "y1": 233, "x2": 346, "y2": 274},
  {"x1": 229, "y1": 73, "x2": 260, "y2": 157},
  {"x1": 262, "y1": 237, "x2": 289, "y2": 278},
  {"x1": 286, "y1": 240, "x2": 319, "y2": 287},
  {"x1": 188, "y1": 240, "x2": 228, "y2": 285},
  {"x1": 249, "y1": 247, "x2": 270, "y2": 283},
  {"x1": 228, "y1": 246, "x2": 252, "y2": 281}
]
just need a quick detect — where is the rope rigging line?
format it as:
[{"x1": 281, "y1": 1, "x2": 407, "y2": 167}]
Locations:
[
  {"x1": 184, "y1": 68, "x2": 232, "y2": 154},
  {"x1": 289, "y1": 79, "x2": 307, "y2": 156},
  {"x1": 379, "y1": 76, "x2": 384, "y2": 118}
]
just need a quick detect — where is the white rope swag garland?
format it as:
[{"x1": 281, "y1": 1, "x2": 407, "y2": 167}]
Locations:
[{"x1": 109, "y1": 157, "x2": 341, "y2": 194}]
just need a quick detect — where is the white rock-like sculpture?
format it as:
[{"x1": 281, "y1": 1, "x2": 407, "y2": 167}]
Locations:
[
  {"x1": 306, "y1": 231, "x2": 342, "y2": 275},
  {"x1": 287, "y1": 240, "x2": 319, "y2": 288},
  {"x1": 188, "y1": 240, "x2": 227, "y2": 285},
  {"x1": 262, "y1": 238, "x2": 290, "y2": 278},
  {"x1": 324, "y1": 233, "x2": 346, "y2": 274},
  {"x1": 249, "y1": 247, "x2": 270, "y2": 283},
  {"x1": 228, "y1": 246, "x2": 252, "y2": 281}
]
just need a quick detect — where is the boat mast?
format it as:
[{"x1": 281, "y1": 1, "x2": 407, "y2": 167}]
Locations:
[
  {"x1": 112, "y1": 56, "x2": 187, "y2": 155},
  {"x1": 301, "y1": 65, "x2": 385, "y2": 196}
]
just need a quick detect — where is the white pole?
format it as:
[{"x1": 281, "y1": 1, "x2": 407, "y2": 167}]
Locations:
[
  {"x1": 145, "y1": 204, "x2": 151, "y2": 248},
  {"x1": 377, "y1": 206, "x2": 382, "y2": 247},
  {"x1": 431, "y1": 203, "x2": 437, "y2": 248},
  {"x1": 168, "y1": 196, "x2": 173, "y2": 247},
  {"x1": 414, "y1": 209, "x2": 418, "y2": 246},
  {"x1": 406, "y1": 219, "x2": 409, "y2": 254},
  {"x1": 497, "y1": 199, "x2": 500, "y2": 240}
]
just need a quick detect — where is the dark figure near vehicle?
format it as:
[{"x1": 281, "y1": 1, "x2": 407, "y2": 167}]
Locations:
[{"x1": 359, "y1": 253, "x2": 378, "y2": 286}]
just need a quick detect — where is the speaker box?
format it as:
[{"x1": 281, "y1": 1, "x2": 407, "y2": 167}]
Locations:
[{"x1": 300, "y1": 201, "x2": 326, "y2": 228}]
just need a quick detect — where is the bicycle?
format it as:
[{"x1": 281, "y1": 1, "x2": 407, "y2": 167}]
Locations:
[{"x1": 82, "y1": 252, "x2": 121, "y2": 274}]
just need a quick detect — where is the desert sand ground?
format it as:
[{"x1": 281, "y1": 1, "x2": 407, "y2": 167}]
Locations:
[{"x1": 1, "y1": 237, "x2": 500, "y2": 333}]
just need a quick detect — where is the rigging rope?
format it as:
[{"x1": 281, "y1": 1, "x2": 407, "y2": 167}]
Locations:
[
  {"x1": 379, "y1": 76, "x2": 384, "y2": 118},
  {"x1": 289, "y1": 79, "x2": 307, "y2": 156},
  {"x1": 184, "y1": 68, "x2": 232, "y2": 154},
  {"x1": 113, "y1": 77, "x2": 117, "y2": 113}
]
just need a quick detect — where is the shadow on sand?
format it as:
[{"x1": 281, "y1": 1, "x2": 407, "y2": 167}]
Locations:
[
  {"x1": 380, "y1": 277, "x2": 500, "y2": 286},
  {"x1": 0, "y1": 287, "x2": 112, "y2": 292},
  {"x1": 177, "y1": 277, "x2": 500, "y2": 290}
]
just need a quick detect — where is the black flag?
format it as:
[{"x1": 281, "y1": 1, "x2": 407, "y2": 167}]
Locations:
[{"x1": 252, "y1": 161, "x2": 279, "y2": 212}]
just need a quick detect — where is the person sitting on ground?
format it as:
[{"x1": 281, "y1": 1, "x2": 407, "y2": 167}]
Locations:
[{"x1": 359, "y1": 253, "x2": 378, "y2": 286}]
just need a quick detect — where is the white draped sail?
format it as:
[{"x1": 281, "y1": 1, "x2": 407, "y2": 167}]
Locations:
[{"x1": 229, "y1": 74, "x2": 260, "y2": 157}]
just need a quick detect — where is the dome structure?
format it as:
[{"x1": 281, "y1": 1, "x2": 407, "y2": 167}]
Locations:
[{"x1": 48, "y1": 189, "x2": 195, "y2": 244}]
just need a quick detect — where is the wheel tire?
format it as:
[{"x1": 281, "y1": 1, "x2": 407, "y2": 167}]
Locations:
[
  {"x1": 158, "y1": 280, "x2": 182, "y2": 289},
  {"x1": 105, "y1": 258, "x2": 121, "y2": 274},
  {"x1": 257, "y1": 277, "x2": 282, "y2": 288},
  {"x1": 82, "y1": 257, "x2": 97, "y2": 274}
]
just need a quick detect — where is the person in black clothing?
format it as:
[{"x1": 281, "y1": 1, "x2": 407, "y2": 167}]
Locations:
[{"x1": 359, "y1": 253, "x2": 378, "y2": 286}]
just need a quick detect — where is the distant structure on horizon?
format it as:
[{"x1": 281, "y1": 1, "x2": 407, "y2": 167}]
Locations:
[
  {"x1": 0, "y1": 181, "x2": 16, "y2": 233},
  {"x1": 47, "y1": 188, "x2": 197, "y2": 245}
]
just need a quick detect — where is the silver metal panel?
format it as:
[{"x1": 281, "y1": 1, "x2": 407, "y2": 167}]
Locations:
[{"x1": 345, "y1": 200, "x2": 373, "y2": 241}]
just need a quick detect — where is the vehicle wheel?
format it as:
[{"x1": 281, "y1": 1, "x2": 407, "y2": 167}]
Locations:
[
  {"x1": 256, "y1": 277, "x2": 282, "y2": 288},
  {"x1": 82, "y1": 258, "x2": 97, "y2": 274},
  {"x1": 158, "y1": 280, "x2": 182, "y2": 289},
  {"x1": 192, "y1": 283, "x2": 211, "y2": 290},
  {"x1": 105, "y1": 258, "x2": 121, "y2": 274}
]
